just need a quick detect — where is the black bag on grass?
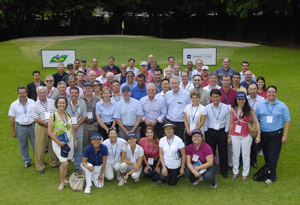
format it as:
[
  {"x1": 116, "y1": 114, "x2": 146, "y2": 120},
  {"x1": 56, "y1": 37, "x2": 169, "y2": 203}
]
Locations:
[{"x1": 253, "y1": 164, "x2": 270, "y2": 181}]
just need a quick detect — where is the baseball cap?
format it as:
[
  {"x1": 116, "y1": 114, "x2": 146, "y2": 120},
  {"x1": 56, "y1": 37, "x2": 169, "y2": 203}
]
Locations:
[
  {"x1": 90, "y1": 133, "x2": 103, "y2": 140},
  {"x1": 192, "y1": 129, "x2": 203, "y2": 136},
  {"x1": 81, "y1": 58, "x2": 87, "y2": 62},
  {"x1": 67, "y1": 63, "x2": 74, "y2": 68},
  {"x1": 61, "y1": 144, "x2": 71, "y2": 158},
  {"x1": 140, "y1": 61, "x2": 147, "y2": 66},
  {"x1": 127, "y1": 132, "x2": 137, "y2": 140},
  {"x1": 202, "y1": 66, "x2": 209, "y2": 71},
  {"x1": 236, "y1": 91, "x2": 246, "y2": 99},
  {"x1": 122, "y1": 85, "x2": 131, "y2": 92},
  {"x1": 83, "y1": 82, "x2": 93, "y2": 87},
  {"x1": 163, "y1": 123, "x2": 175, "y2": 128}
]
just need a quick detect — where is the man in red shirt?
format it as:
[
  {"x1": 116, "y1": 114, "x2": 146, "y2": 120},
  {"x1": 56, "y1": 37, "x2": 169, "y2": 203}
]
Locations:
[
  {"x1": 135, "y1": 61, "x2": 154, "y2": 84},
  {"x1": 201, "y1": 66, "x2": 210, "y2": 88},
  {"x1": 219, "y1": 74, "x2": 237, "y2": 107},
  {"x1": 86, "y1": 58, "x2": 102, "y2": 81},
  {"x1": 103, "y1": 72, "x2": 114, "y2": 90}
]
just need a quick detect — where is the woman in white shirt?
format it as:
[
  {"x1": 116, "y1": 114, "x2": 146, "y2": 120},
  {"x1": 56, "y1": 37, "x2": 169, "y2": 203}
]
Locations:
[
  {"x1": 184, "y1": 91, "x2": 206, "y2": 145},
  {"x1": 102, "y1": 127, "x2": 126, "y2": 181},
  {"x1": 158, "y1": 123, "x2": 185, "y2": 186}
]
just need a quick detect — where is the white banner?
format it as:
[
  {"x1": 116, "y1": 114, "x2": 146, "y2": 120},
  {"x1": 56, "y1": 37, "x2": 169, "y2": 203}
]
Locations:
[
  {"x1": 182, "y1": 48, "x2": 217, "y2": 66},
  {"x1": 41, "y1": 50, "x2": 76, "y2": 68}
]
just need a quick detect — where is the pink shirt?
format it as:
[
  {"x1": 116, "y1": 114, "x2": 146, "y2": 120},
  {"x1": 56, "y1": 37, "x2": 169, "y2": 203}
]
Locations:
[
  {"x1": 139, "y1": 137, "x2": 160, "y2": 158},
  {"x1": 257, "y1": 90, "x2": 267, "y2": 99},
  {"x1": 86, "y1": 68, "x2": 102, "y2": 80},
  {"x1": 231, "y1": 109, "x2": 251, "y2": 137},
  {"x1": 185, "y1": 142, "x2": 216, "y2": 164},
  {"x1": 220, "y1": 87, "x2": 237, "y2": 107},
  {"x1": 135, "y1": 71, "x2": 154, "y2": 84}
]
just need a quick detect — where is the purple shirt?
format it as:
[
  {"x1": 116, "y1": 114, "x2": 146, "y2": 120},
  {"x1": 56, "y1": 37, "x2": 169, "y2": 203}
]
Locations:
[{"x1": 185, "y1": 142, "x2": 216, "y2": 164}]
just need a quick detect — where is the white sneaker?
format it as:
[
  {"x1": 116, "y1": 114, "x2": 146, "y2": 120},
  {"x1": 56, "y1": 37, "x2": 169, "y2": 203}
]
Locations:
[
  {"x1": 84, "y1": 186, "x2": 91, "y2": 194},
  {"x1": 117, "y1": 176, "x2": 122, "y2": 181},
  {"x1": 210, "y1": 179, "x2": 217, "y2": 188},
  {"x1": 118, "y1": 178, "x2": 125, "y2": 186},
  {"x1": 265, "y1": 179, "x2": 273, "y2": 184},
  {"x1": 134, "y1": 178, "x2": 139, "y2": 182},
  {"x1": 192, "y1": 176, "x2": 203, "y2": 186}
]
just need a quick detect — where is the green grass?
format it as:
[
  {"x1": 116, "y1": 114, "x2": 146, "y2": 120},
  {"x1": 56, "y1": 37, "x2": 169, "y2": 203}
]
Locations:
[{"x1": 0, "y1": 36, "x2": 300, "y2": 204}]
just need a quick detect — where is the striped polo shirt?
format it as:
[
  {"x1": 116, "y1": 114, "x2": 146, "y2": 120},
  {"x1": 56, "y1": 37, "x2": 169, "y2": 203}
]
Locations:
[{"x1": 31, "y1": 98, "x2": 56, "y2": 122}]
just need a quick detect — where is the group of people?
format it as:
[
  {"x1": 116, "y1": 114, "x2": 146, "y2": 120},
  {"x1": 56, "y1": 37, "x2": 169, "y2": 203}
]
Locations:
[{"x1": 8, "y1": 55, "x2": 290, "y2": 193}]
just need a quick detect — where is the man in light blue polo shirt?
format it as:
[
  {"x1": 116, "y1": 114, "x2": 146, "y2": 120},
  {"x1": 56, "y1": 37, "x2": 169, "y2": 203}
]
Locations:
[
  {"x1": 114, "y1": 85, "x2": 143, "y2": 141},
  {"x1": 255, "y1": 85, "x2": 290, "y2": 184},
  {"x1": 164, "y1": 76, "x2": 191, "y2": 140},
  {"x1": 120, "y1": 71, "x2": 137, "y2": 91}
]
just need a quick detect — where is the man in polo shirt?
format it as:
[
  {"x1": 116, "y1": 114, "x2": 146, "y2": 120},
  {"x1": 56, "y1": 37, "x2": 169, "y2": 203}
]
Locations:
[
  {"x1": 9, "y1": 86, "x2": 35, "y2": 167},
  {"x1": 188, "y1": 74, "x2": 210, "y2": 106},
  {"x1": 53, "y1": 63, "x2": 67, "y2": 87},
  {"x1": 153, "y1": 68, "x2": 163, "y2": 94},
  {"x1": 140, "y1": 83, "x2": 166, "y2": 139},
  {"x1": 203, "y1": 72, "x2": 221, "y2": 92},
  {"x1": 180, "y1": 70, "x2": 194, "y2": 92},
  {"x1": 131, "y1": 73, "x2": 147, "y2": 101},
  {"x1": 45, "y1": 75, "x2": 59, "y2": 100},
  {"x1": 164, "y1": 76, "x2": 191, "y2": 140},
  {"x1": 127, "y1": 58, "x2": 139, "y2": 76},
  {"x1": 96, "y1": 67, "x2": 107, "y2": 84},
  {"x1": 102, "y1": 56, "x2": 121, "y2": 75},
  {"x1": 240, "y1": 61, "x2": 256, "y2": 83},
  {"x1": 31, "y1": 86, "x2": 58, "y2": 174},
  {"x1": 120, "y1": 71, "x2": 137, "y2": 91},
  {"x1": 203, "y1": 89, "x2": 231, "y2": 178},
  {"x1": 82, "y1": 82, "x2": 100, "y2": 149},
  {"x1": 114, "y1": 85, "x2": 143, "y2": 141},
  {"x1": 27, "y1": 71, "x2": 45, "y2": 101},
  {"x1": 240, "y1": 71, "x2": 256, "y2": 90},
  {"x1": 66, "y1": 86, "x2": 87, "y2": 173},
  {"x1": 219, "y1": 74, "x2": 237, "y2": 107},
  {"x1": 216, "y1": 57, "x2": 236, "y2": 86},
  {"x1": 135, "y1": 61, "x2": 154, "y2": 84},
  {"x1": 86, "y1": 58, "x2": 102, "y2": 81},
  {"x1": 103, "y1": 72, "x2": 114, "y2": 91},
  {"x1": 62, "y1": 63, "x2": 76, "y2": 87},
  {"x1": 232, "y1": 72, "x2": 247, "y2": 94}
]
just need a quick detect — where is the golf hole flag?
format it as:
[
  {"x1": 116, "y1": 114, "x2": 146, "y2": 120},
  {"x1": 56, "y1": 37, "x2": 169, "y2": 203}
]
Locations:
[{"x1": 41, "y1": 50, "x2": 76, "y2": 68}]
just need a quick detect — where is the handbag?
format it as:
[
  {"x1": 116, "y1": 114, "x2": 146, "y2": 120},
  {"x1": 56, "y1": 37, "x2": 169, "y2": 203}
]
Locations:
[
  {"x1": 69, "y1": 172, "x2": 85, "y2": 191},
  {"x1": 248, "y1": 119, "x2": 258, "y2": 138},
  {"x1": 253, "y1": 164, "x2": 270, "y2": 181}
]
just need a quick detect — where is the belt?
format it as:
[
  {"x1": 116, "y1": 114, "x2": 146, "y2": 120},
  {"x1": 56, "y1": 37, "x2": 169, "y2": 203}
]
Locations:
[
  {"x1": 85, "y1": 121, "x2": 96, "y2": 125},
  {"x1": 104, "y1": 122, "x2": 113, "y2": 125},
  {"x1": 208, "y1": 127, "x2": 225, "y2": 131},
  {"x1": 167, "y1": 119, "x2": 183, "y2": 124},
  {"x1": 17, "y1": 122, "x2": 34, "y2": 127}
]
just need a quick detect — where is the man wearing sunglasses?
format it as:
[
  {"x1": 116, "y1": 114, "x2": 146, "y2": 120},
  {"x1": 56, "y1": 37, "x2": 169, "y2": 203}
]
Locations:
[{"x1": 45, "y1": 75, "x2": 59, "y2": 100}]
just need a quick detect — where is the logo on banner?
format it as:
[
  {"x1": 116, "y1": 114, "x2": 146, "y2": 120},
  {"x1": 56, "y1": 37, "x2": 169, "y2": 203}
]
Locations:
[
  {"x1": 50, "y1": 54, "x2": 68, "y2": 63},
  {"x1": 187, "y1": 54, "x2": 191, "y2": 59}
]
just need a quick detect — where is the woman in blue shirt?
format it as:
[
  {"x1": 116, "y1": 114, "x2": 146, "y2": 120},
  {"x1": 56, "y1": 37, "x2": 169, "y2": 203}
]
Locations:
[
  {"x1": 81, "y1": 134, "x2": 108, "y2": 194},
  {"x1": 255, "y1": 85, "x2": 291, "y2": 184}
]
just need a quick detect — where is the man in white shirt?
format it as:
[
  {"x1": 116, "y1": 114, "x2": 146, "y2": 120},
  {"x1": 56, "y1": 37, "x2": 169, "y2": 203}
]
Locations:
[
  {"x1": 180, "y1": 70, "x2": 194, "y2": 91},
  {"x1": 127, "y1": 58, "x2": 139, "y2": 76},
  {"x1": 9, "y1": 86, "x2": 35, "y2": 168},
  {"x1": 203, "y1": 72, "x2": 221, "y2": 92}
]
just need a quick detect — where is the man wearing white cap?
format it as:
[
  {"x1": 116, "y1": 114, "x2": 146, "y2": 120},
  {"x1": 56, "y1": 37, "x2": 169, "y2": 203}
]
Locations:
[
  {"x1": 201, "y1": 66, "x2": 210, "y2": 88},
  {"x1": 135, "y1": 61, "x2": 154, "y2": 84}
]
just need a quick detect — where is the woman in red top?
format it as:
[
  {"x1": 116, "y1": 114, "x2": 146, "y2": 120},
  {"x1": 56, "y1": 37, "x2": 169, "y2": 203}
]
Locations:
[
  {"x1": 139, "y1": 126, "x2": 161, "y2": 182},
  {"x1": 256, "y1": 76, "x2": 267, "y2": 99},
  {"x1": 228, "y1": 92, "x2": 260, "y2": 181}
]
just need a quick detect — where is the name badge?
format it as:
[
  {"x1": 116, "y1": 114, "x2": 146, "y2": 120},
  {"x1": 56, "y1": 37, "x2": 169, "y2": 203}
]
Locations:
[
  {"x1": 45, "y1": 112, "x2": 50, "y2": 120},
  {"x1": 131, "y1": 156, "x2": 136, "y2": 162},
  {"x1": 94, "y1": 166, "x2": 101, "y2": 172},
  {"x1": 87, "y1": 112, "x2": 93, "y2": 119},
  {"x1": 267, "y1": 116, "x2": 273, "y2": 124},
  {"x1": 71, "y1": 117, "x2": 78, "y2": 124},
  {"x1": 214, "y1": 122, "x2": 220, "y2": 130},
  {"x1": 235, "y1": 125, "x2": 242, "y2": 133},
  {"x1": 192, "y1": 154, "x2": 199, "y2": 162},
  {"x1": 148, "y1": 158, "x2": 154, "y2": 165}
]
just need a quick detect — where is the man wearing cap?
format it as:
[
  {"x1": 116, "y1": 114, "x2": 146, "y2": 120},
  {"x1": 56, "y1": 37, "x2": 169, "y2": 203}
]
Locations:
[
  {"x1": 153, "y1": 68, "x2": 163, "y2": 94},
  {"x1": 192, "y1": 59, "x2": 204, "y2": 77},
  {"x1": 232, "y1": 72, "x2": 247, "y2": 94},
  {"x1": 114, "y1": 86, "x2": 143, "y2": 141},
  {"x1": 180, "y1": 70, "x2": 194, "y2": 92},
  {"x1": 9, "y1": 86, "x2": 36, "y2": 168},
  {"x1": 115, "y1": 64, "x2": 127, "y2": 85},
  {"x1": 31, "y1": 86, "x2": 58, "y2": 173},
  {"x1": 66, "y1": 76, "x2": 83, "y2": 97},
  {"x1": 240, "y1": 71, "x2": 256, "y2": 91},
  {"x1": 240, "y1": 61, "x2": 256, "y2": 83},
  {"x1": 188, "y1": 74, "x2": 210, "y2": 106},
  {"x1": 131, "y1": 73, "x2": 147, "y2": 101},
  {"x1": 120, "y1": 71, "x2": 137, "y2": 91},
  {"x1": 74, "y1": 59, "x2": 81, "y2": 74},
  {"x1": 86, "y1": 58, "x2": 102, "y2": 81},
  {"x1": 27, "y1": 71, "x2": 46, "y2": 101},
  {"x1": 45, "y1": 75, "x2": 59, "y2": 100},
  {"x1": 220, "y1": 74, "x2": 238, "y2": 107},
  {"x1": 66, "y1": 86, "x2": 87, "y2": 173},
  {"x1": 216, "y1": 57, "x2": 236, "y2": 86},
  {"x1": 203, "y1": 89, "x2": 231, "y2": 178},
  {"x1": 140, "y1": 83, "x2": 167, "y2": 139},
  {"x1": 135, "y1": 61, "x2": 154, "y2": 84},
  {"x1": 102, "y1": 56, "x2": 121, "y2": 75},
  {"x1": 203, "y1": 72, "x2": 221, "y2": 92},
  {"x1": 164, "y1": 76, "x2": 192, "y2": 140},
  {"x1": 62, "y1": 63, "x2": 76, "y2": 87},
  {"x1": 82, "y1": 82, "x2": 100, "y2": 148},
  {"x1": 79, "y1": 58, "x2": 88, "y2": 75},
  {"x1": 53, "y1": 63, "x2": 68, "y2": 88},
  {"x1": 103, "y1": 72, "x2": 114, "y2": 91},
  {"x1": 186, "y1": 61, "x2": 195, "y2": 82},
  {"x1": 127, "y1": 58, "x2": 139, "y2": 76}
]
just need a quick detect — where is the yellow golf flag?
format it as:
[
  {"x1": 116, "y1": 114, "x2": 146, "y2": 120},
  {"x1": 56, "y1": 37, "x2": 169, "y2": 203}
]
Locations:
[{"x1": 122, "y1": 21, "x2": 125, "y2": 29}]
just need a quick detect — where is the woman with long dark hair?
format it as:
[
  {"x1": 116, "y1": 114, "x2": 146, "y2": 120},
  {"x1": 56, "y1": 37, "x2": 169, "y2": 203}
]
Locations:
[
  {"x1": 256, "y1": 76, "x2": 267, "y2": 99},
  {"x1": 228, "y1": 92, "x2": 260, "y2": 181}
]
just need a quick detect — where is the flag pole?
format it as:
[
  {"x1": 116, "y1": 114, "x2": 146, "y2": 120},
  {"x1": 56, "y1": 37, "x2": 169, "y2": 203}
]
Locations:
[{"x1": 121, "y1": 21, "x2": 125, "y2": 50}]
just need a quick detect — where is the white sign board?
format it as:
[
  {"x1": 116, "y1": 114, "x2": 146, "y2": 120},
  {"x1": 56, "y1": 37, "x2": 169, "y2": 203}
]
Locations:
[
  {"x1": 182, "y1": 48, "x2": 217, "y2": 66},
  {"x1": 41, "y1": 50, "x2": 76, "y2": 68}
]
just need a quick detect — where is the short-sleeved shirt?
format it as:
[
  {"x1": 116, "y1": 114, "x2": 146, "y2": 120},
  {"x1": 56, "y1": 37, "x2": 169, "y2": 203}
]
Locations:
[
  {"x1": 95, "y1": 99, "x2": 116, "y2": 123},
  {"x1": 127, "y1": 67, "x2": 140, "y2": 76},
  {"x1": 103, "y1": 138, "x2": 126, "y2": 164},
  {"x1": 46, "y1": 87, "x2": 59, "y2": 100},
  {"x1": 135, "y1": 72, "x2": 154, "y2": 84},
  {"x1": 8, "y1": 98, "x2": 35, "y2": 125},
  {"x1": 66, "y1": 99, "x2": 87, "y2": 124},
  {"x1": 131, "y1": 85, "x2": 147, "y2": 101},
  {"x1": 240, "y1": 80, "x2": 256, "y2": 90},
  {"x1": 120, "y1": 81, "x2": 137, "y2": 91},
  {"x1": 159, "y1": 135, "x2": 185, "y2": 169},
  {"x1": 247, "y1": 95, "x2": 264, "y2": 111},
  {"x1": 82, "y1": 96, "x2": 100, "y2": 123},
  {"x1": 82, "y1": 144, "x2": 108, "y2": 166},
  {"x1": 31, "y1": 98, "x2": 56, "y2": 122},
  {"x1": 185, "y1": 142, "x2": 216, "y2": 164},
  {"x1": 113, "y1": 98, "x2": 143, "y2": 126},
  {"x1": 219, "y1": 87, "x2": 237, "y2": 107},
  {"x1": 103, "y1": 65, "x2": 121, "y2": 75},
  {"x1": 139, "y1": 137, "x2": 160, "y2": 159},
  {"x1": 140, "y1": 95, "x2": 167, "y2": 123},
  {"x1": 122, "y1": 144, "x2": 144, "y2": 163},
  {"x1": 215, "y1": 67, "x2": 236, "y2": 86}
]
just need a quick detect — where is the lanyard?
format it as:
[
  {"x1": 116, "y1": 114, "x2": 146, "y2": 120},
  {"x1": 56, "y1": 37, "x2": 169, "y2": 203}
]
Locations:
[
  {"x1": 84, "y1": 97, "x2": 94, "y2": 111},
  {"x1": 211, "y1": 104, "x2": 222, "y2": 121},
  {"x1": 235, "y1": 108, "x2": 243, "y2": 123},
  {"x1": 20, "y1": 99, "x2": 28, "y2": 114},
  {"x1": 167, "y1": 135, "x2": 175, "y2": 146},
  {"x1": 193, "y1": 144, "x2": 200, "y2": 156},
  {"x1": 40, "y1": 101, "x2": 48, "y2": 111},
  {"x1": 59, "y1": 112, "x2": 68, "y2": 128},
  {"x1": 147, "y1": 141, "x2": 155, "y2": 157},
  {"x1": 47, "y1": 89, "x2": 53, "y2": 98},
  {"x1": 220, "y1": 88, "x2": 232, "y2": 104},
  {"x1": 266, "y1": 103, "x2": 275, "y2": 114},
  {"x1": 191, "y1": 105, "x2": 199, "y2": 122},
  {"x1": 69, "y1": 100, "x2": 79, "y2": 115},
  {"x1": 113, "y1": 94, "x2": 121, "y2": 102},
  {"x1": 111, "y1": 139, "x2": 118, "y2": 160},
  {"x1": 250, "y1": 99, "x2": 257, "y2": 108}
]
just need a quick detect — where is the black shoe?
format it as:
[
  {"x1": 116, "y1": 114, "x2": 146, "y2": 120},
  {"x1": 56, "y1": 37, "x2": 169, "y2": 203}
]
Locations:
[
  {"x1": 222, "y1": 173, "x2": 228, "y2": 179},
  {"x1": 155, "y1": 180, "x2": 164, "y2": 185},
  {"x1": 37, "y1": 169, "x2": 45, "y2": 174},
  {"x1": 228, "y1": 166, "x2": 233, "y2": 170},
  {"x1": 52, "y1": 165, "x2": 60, "y2": 168},
  {"x1": 25, "y1": 162, "x2": 31, "y2": 168},
  {"x1": 44, "y1": 161, "x2": 47, "y2": 166},
  {"x1": 251, "y1": 162, "x2": 259, "y2": 169}
]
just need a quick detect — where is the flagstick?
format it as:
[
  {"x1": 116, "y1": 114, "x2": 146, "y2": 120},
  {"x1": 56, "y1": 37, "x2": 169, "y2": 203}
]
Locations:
[{"x1": 121, "y1": 28, "x2": 123, "y2": 51}]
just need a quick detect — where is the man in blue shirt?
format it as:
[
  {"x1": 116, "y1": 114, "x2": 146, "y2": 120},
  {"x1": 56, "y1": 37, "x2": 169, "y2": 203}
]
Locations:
[
  {"x1": 216, "y1": 57, "x2": 236, "y2": 86},
  {"x1": 131, "y1": 73, "x2": 147, "y2": 101},
  {"x1": 120, "y1": 71, "x2": 137, "y2": 91},
  {"x1": 255, "y1": 85, "x2": 290, "y2": 184},
  {"x1": 102, "y1": 56, "x2": 121, "y2": 75}
]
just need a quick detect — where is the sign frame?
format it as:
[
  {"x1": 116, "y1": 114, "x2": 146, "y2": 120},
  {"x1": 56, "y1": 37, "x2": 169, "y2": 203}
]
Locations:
[
  {"x1": 182, "y1": 48, "x2": 217, "y2": 66},
  {"x1": 41, "y1": 49, "x2": 76, "y2": 68}
]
